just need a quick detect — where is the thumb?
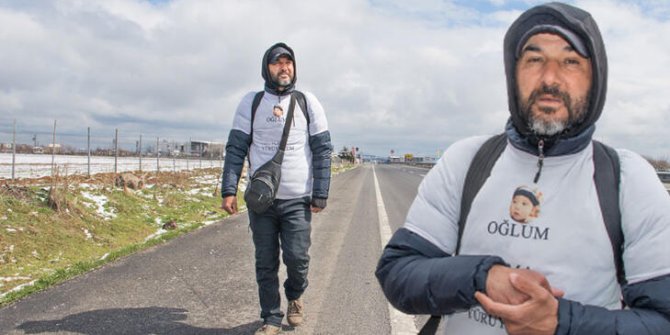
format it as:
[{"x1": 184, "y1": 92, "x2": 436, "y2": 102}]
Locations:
[{"x1": 551, "y1": 287, "x2": 565, "y2": 298}]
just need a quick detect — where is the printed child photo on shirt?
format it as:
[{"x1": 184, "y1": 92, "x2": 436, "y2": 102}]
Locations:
[{"x1": 509, "y1": 186, "x2": 543, "y2": 223}]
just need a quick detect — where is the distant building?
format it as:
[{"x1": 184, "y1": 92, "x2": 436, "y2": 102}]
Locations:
[
  {"x1": 388, "y1": 155, "x2": 404, "y2": 163},
  {"x1": 46, "y1": 143, "x2": 61, "y2": 154},
  {"x1": 0, "y1": 143, "x2": 12, "y2": 152},
  {"x1": 413, "y1": 156, "x2": 437, "y2": 163},
  {"x1": 190, "y1": 140, "x2": 224, "y2": 158}
]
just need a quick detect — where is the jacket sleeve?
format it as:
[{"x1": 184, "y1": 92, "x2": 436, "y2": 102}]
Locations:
[
  {"x1": 375, "y1": 227, "x2": 506, "y2": 315},
  {"x1": 309, "y1": 130, "x2": 332, "y2": 204},
  {"x1": 220, "y1": 129, "x2": 251, "y2": 197},
  {"x1": 555, "y1": 274, "x2": 670, "y2": 334}
]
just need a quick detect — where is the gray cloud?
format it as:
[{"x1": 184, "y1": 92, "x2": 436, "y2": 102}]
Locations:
[{"x1": 0, "y1": 0, "x2": 668, "y2": 159}]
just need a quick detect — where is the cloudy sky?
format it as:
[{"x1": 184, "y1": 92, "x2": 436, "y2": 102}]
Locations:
[{"x1": 0, "y1": 0, "x2": 669, "y2": 158}]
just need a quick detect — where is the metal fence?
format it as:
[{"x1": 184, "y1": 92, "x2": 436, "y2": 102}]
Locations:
[{"x1": 0, "y1": 119, "x2": 225, "y2": 180}]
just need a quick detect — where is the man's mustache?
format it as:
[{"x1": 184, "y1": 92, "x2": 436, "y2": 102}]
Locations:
[{"x1": 528, "y1": 84, "x2": 571, "y2": 107}]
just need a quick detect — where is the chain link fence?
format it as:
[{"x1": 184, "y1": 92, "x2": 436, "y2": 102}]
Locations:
[{"x1": 0, "y1": 119, "x2": 225, "y2": 180}]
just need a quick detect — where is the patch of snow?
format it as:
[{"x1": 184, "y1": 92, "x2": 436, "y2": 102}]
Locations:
[
  {"x1": 0, "y1": 153, "x2": 223, "y2": 179},
  {"x1": 0, "y1": 280, "x2": 37, "y2": 299},
  {"x1": 80, "y1": 191, "x2": 116, "y2": 219},
  {"x1": 144, "y1": 228, "x2": 168, "y2": 242},
  {"x1": 6, "y1": 228, "x2": 16, "y2": 233},
  {"x1": 100, "y1": 253, "x2": 110, "y2": 260},
  {"x1": 202, "y1": 220, "x2": 220, "y2": 226},
  {"x1": 83, "y1": 228, "x2": 93, "y2": 240},
  {"x1": 1, "y1": 276, "x2": 32, "y2": 282}
]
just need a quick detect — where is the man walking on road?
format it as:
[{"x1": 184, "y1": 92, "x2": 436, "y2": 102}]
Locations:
[
  {"x1": 220, "y1": 42, "x2": 332, "y2": 335},
  {"x1": 377, "y1": 2, "x2": 670, "y2": 334}
]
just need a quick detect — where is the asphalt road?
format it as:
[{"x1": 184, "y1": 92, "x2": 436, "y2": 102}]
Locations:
[{"x1": 0, "y1": 164, "x2": 430, "y2": 335}]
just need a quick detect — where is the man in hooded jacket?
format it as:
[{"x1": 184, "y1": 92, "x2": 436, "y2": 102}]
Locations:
[
  {"x1": 221, "y1": 42, "x2": 332, "y2": 335},
  {"x1": 376, "y1": 2, "x2": 670, "y2": 335}
]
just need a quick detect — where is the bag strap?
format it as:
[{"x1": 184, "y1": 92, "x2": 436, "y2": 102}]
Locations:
[
  {"x1": 455, "y1": 133, "x2": 508, "y2": 254},
  {"x1": 271, "y1": 93, "x2": 296, "y2": 164},
  {"x1": 593, "y1": 141, "x2": 625, "y2": 285},
  {"x1": 419, "y1": 315, "x2": 441, "y2": 335}
]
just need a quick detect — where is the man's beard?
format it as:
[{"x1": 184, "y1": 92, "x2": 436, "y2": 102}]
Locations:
[
  {"x1": 271, "y1": 71, "x2": 292, "y2": 88},
  {"x1": 519, "y1": 84, "x2": 590, "y2": 136}
]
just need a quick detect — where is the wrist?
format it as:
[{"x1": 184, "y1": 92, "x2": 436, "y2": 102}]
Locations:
[
  {"x1": 311, "y1": 197, "x2": 327, "y2": 209},
  {"x1": 475, "y1": 257, "x2": 507, "y2": 294}
]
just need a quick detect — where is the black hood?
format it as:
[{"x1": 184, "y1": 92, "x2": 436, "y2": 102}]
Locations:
[
  {"x1": 504, "y1": 2, "x2": 607, "y2": 146},
  {"x1": 261, "y1": 42, "x2": 296, "y2": 96}
]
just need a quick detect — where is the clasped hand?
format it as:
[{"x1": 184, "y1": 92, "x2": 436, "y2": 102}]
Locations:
[{"x1": 474, "y1": 265, "x2": 563, "y2": 335}]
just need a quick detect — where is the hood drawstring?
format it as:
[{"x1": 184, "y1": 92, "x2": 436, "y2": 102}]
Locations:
[{"x1": 533, "y1": 138, "x2": 545, "y2": 184}]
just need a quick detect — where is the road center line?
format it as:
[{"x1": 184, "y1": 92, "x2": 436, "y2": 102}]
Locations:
[{"x1": 372, "y1": 166, "x2": 418, "y2": 335}]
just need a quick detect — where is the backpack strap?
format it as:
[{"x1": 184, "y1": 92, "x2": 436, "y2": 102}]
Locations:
[
  {"x1": 453, "y1": 136, "x2": 625, "y2": 284},
  {"x1": 293, "y1": 90, "x2": 310, "y2": 126},
  {"x1": 420, "y1": 134, "x2": 507, "y2": 335},
  {"x1": 593, "y1": 141, "x2": 625, "y2": 285},
  {"x1": 455, "y1": 133, "x2": 508, "y2": 254},
  {"x1": 420, "y1": 137, "x2": 624, "y2": 335},
  {"x1": 250, "y1": 91, "x2": 265, "y2": 141}
]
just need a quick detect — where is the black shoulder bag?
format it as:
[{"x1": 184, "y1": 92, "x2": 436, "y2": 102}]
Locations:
[{"x1": 244, "y1": 94, "x2": 297, "y2": 214}]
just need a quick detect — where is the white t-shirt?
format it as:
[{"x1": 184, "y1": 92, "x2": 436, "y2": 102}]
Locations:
[
  {"x1": 232, "y1": 90, "x2": 328, "y2": 199},
  {"x1": 404, "y1": 136, "x2": 670, "y2": 334}
]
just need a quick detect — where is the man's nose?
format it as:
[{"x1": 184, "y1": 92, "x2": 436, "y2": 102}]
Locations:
[{"x1": 540, "y1": 61, "x2": 562, "y2": 86}]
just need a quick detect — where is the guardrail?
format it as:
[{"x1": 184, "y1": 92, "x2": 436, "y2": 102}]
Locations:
[{"x1": 388, "y1": 161, "x2": 436, "y2": 169}]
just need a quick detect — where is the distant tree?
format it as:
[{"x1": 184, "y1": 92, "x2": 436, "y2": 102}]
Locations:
[
  {"x1": 645, "y1": 156, "x2": 670, "y2": 171},
  {"x1": 338, "y1": 146, "x2": 354, "y2": 163},
  {"x1": 16, "y1": 144, "x2": 33, "y2": 154}
]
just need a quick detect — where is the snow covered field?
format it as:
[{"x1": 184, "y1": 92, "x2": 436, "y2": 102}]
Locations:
[{"x1": 0, "y1": 153, "x2": 223, "y2": 179}]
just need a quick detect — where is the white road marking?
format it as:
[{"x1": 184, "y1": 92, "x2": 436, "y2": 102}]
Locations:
[{"x1": 372, "y1": 166, "x2": 418, "y2": 335}]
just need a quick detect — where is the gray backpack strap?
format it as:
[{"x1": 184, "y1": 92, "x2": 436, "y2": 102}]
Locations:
[
  {"x1": 593, "y1": 141, "x2": 625, "y2": 285},
  {"x1": 250, "y1": 91, "x2": 265, "y2": 141},
  {"x1": 456, "y1": 133, "x2": 508, "y2": 254}
]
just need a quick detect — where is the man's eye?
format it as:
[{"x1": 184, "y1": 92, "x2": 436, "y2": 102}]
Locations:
[
  {"x1": 527, "y1": 56, "x2": 543, "y2": 63},
  {"x1": 565, "y1": 58, "x2": 580, "y2": 65}
]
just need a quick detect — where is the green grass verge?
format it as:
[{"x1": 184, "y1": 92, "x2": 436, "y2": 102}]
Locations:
[{"x1": 0, "y1": 168, "x2": 230, "y2": 307}]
